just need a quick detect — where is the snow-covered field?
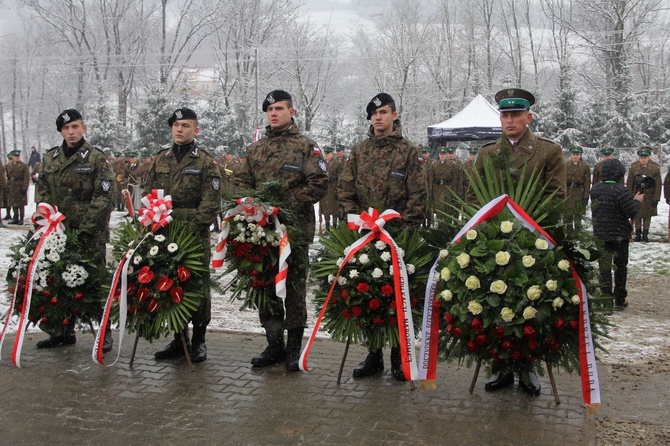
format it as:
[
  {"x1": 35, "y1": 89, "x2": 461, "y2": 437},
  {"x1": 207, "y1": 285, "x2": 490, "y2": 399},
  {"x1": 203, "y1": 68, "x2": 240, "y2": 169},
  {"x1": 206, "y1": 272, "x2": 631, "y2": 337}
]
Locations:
[{"x1": 2, "y1": 184, "x2": 669, "y2": 342}]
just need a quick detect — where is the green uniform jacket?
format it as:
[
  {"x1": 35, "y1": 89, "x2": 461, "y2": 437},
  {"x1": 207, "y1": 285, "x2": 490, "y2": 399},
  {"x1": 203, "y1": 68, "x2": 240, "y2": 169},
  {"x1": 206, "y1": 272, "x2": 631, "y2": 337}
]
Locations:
[
  {"x1": 236, "y1": 121, "x2": 328, "y2": 244},
  {"x1": 145, "y1": 142, "x2": 222, "y2": 228},
  {"x1": 428, "y1": 159, "x2": 463, "y2": 212},
  {"x1": 564, "y1": 159, "x2": 591, "y2": 214},
  {"x1": 6, "y1": 160, "x2": 30, "y2": 207},
  {"x1": 338, "y1": 121, "x2": 426, "y2": 229},
  {"x1": 36, "y1": 140, "x2": 115, "y2": 239},
  {"x1": 319, "y1": 156, "x2": 343, "y2": 217},
  {"x1": 473, "y1": 128, "x2": 566, "y2": 204},
  {"x1": 627, "y1": 161, "x2": 662, "y2": 218}
]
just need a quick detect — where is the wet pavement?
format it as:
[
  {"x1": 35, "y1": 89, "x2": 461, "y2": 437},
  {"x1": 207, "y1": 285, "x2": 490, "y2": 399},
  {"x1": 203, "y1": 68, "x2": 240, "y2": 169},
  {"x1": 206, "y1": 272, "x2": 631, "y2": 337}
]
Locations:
[{"x1": 0, "y1": 329, "x2": 594, "y2": 445}]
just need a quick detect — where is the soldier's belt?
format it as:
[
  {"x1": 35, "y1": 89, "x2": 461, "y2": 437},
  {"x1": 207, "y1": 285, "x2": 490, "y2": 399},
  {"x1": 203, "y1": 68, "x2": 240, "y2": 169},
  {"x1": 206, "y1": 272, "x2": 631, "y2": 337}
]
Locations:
[
  {"x1": 567, "y1": 182, "x2": 584, "y2": 187},
  {"x1": 433, "y1": 179, "x2": 451, "y2": 185}
]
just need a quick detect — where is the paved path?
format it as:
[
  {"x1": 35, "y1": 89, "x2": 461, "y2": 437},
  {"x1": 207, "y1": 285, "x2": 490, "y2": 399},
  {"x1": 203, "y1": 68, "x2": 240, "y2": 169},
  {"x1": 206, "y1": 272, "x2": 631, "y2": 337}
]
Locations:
[{"x1": 0, "y1": 330, "x2": 593, "y2": 445}]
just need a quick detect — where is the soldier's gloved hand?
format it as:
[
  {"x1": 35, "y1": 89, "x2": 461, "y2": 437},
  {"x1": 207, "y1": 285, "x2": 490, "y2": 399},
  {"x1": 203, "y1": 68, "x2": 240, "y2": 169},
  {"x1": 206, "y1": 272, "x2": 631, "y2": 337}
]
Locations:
[{"x1": 652, "y1": 199, "x2": 659, "y2": 207}]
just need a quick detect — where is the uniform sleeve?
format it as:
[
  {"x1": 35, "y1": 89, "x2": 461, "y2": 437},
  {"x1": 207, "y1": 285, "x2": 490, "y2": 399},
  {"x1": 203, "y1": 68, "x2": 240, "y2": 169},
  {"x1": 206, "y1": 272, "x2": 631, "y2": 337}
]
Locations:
[
  {"x1": 653, "y1": 169, "x2": 662, "y2": 201},
  {"x1": 194, "y1": 156, "x2": 222, "y2": 226},
  {"x1": 235, "y1": 145, "x2": 256, "y2": 190},
  {"x1": 294, "y1": 143, "x2": 328, "y2": 205},
  {"x1": 400, "y1": 146, "x2": 427, "y2": 227},
  {"x1": 21, "y1": 164, "x2": 30, "y2": 191},
  {"x1": 80, "y1": 154, "x2": 115, "y2": 235},
  {"x1": 583, "y1": 164, "x2": 591, "y2": 201}
]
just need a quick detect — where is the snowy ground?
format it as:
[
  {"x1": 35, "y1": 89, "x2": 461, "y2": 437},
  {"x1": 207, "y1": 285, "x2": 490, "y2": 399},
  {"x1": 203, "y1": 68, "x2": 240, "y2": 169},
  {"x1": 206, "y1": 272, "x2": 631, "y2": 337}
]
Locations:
[{"x1": 2, "y1": 184, "x2": 670, "y2": 342}]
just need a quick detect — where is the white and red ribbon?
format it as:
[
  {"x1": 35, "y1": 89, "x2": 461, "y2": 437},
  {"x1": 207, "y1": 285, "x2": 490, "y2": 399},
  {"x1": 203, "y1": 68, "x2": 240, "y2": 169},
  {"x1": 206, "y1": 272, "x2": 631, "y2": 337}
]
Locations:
[
  {"x1": 93, "y1": 189, "x2": 169, "y2": 365},
  {"x1": 122, "y1": 189, "x2": 135, "y2": 218},
  {"x1": 137, "y1": 189, "x2": 173, "y2": 232},
  {"x1": 211, "y1": 197, "x2": 291, "y2": 299},
  {"x1": 0, "y1": 203, "x2": 65, "y2": 367},
  {"x1": 300, "y1": 208, "x2": 419, "y2": 381},
  {"x1": 419, "y1": 195, "x2": 600, "y2": 409}
]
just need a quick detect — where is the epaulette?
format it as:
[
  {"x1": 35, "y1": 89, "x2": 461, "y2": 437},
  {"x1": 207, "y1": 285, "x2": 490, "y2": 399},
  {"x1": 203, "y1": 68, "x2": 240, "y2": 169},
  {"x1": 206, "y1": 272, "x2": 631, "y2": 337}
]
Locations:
[
  {"x1": 536, "y1": 135, "x2": 558, "y2": 144},
  {"x1": 480, "y1": 142, "x2": 495, "y2": 149}
]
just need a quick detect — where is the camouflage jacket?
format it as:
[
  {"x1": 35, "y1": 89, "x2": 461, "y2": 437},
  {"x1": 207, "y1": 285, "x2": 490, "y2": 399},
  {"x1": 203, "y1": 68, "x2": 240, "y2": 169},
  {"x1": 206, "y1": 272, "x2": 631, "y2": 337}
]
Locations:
[
  {"x1": 472, "y1": 129, "x2": 566, "y2": 205},
  {"x1": 236, "y1": 121, "x2": 328, "y2": 244},
  {"x1": 338, "y1": 121, "x2": 426, "y2": 229},
  {"x1": 145, "y1": 141, "x2": 222, "y2": 228},
  {"x1": 36, "y1": 139, "x2": 115, "y2": 237}
]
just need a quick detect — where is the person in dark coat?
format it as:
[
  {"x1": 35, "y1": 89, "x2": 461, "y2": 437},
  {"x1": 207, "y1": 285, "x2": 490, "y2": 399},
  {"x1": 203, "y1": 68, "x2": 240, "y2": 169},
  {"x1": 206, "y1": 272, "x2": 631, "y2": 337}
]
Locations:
[
  {"x1": 6, "y1": 150, "x2": 30, "y2": 225},
  {"x1": 591, "y1": 159, "x2": 643, "y2": 309}
]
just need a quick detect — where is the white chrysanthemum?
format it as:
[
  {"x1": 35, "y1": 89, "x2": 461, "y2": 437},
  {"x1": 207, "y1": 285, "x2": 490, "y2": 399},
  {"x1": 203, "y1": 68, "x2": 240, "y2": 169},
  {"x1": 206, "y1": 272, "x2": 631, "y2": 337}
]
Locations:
[
  {"x1": 389, "y1": 266, "x2": 394, "y2": 276},
  {"x1": 371, "y1": 268, "x2": 383, "y2": 279},
  {"x1": 375, "y1": 240, "x2": 387, "y2": 250},
  {"x1": 406, "y1": 264, "x2": 416, "y2": 274},
  {"x1": 154, "y1": 234, "x2": 166, "y2": 242},
  {"x1": 380, "y1": 252, "x2": 392, "y2": 262},
  {"x1": 62, "y1": 264, "x2": 89, "y2": 288},
  {"x1": 343, "y1": 246, "x2": 351, "y2": 255},
  {"x1": 233, "y1": 214, "x2": 245, "y2": 221},
  {"x1": 349, "y1": 270, "x2": 359, "y2": 279},
  {"x1": 358, "y1": 254, "x2": 370, "y2": 264},
  {"x1": 167, "y1": 243, "x2": 178, "y2": 253},
  {"x1": 126, "y1": 249, "x2": 135, "y2": 259},
  {"x1": 336, "y1": 257, "x2": 344, "y2": 267},
  {"x1": 149, "y1": 246, "x2": 159, "y2": 256},
  {"x1": 46, "y1": 252, "x2": 61, "y2": 262},
  {"x1": 133, "y1": 255, "x2": 143, "y2": 265},
  {"x1": 337, "y1": 276, "x2": 347, "y2": 286},
  {"x1": 327, "y1": 274, "x2": 335, "y2": 283}
]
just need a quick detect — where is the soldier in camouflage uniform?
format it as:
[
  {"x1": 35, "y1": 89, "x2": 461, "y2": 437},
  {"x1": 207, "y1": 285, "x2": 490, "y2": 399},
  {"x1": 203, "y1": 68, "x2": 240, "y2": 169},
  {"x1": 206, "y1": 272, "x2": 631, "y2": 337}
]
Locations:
[
  {"x1": 428, "y1": 146, "x2": 462, "y2": 226},
  {"x1": 319, "y1": 146, "x2": 343, "y2": 230},
  {"x1": 6, "y1": 150, "x2": 30, "y2": 225},
  {"x1": 338, "y1": 92, "x2": 426, "y2": 381},
  {"x1": 36, "y1": 109, "x2": 116, "y2": 351},
  {"x1": 236, "y1": 90, "x2": 328, "y2": 372},
  {"x1": 563, "y1": 147, "x2": 591, "y2": 230},
  {"x1": 148, "y1": 108, "x2": 222, "y2": 363},
  {"x1": 475, "y1": 89, "x2": 566, "y2": 397},
  {"x1": 627, "y1": 147, "x2": 662, "y2": 242}
]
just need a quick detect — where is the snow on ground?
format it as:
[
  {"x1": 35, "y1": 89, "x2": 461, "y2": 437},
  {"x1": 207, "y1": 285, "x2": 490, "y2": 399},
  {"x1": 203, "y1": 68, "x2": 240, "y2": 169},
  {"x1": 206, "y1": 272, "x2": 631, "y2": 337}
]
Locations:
[{"x1": 2, "y1": 185, "x2": 670, "y2": 348}]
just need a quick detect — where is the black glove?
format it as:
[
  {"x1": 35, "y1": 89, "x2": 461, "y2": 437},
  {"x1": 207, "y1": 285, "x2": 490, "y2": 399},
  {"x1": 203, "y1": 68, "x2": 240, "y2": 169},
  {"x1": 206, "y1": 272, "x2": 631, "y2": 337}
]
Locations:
[{"x1": 652, "y1": 200, "x2": 659, "y2": 207}]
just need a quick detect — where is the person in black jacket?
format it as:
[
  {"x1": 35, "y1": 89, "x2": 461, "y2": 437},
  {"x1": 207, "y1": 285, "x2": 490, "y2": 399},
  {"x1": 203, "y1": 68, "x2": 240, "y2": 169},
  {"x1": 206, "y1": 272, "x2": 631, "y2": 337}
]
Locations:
[{"x1": 590, "y1": 159, "x2": 643, "y2": 309}]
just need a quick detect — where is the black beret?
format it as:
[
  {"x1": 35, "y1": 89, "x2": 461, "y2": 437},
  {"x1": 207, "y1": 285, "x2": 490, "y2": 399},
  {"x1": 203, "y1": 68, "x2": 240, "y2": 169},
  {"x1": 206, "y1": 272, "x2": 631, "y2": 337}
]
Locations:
[
  {"x1": 366, "y1": 93, "x2": 395, "y2": 120},
  {"x1": 56, "y1": 109, "x2": 83, "y2": 132},
  {"x1": 262, "y1": 90, "x2": 292, "y2": 112},
  {"x1": 168, "y1": 108, "x2": 198, "y2": 127}
]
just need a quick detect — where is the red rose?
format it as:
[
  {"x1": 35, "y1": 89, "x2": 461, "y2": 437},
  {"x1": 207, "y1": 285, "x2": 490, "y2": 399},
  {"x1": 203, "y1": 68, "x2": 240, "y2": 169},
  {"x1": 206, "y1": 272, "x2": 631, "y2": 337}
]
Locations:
[
  {"x1": 522, "y1": 325, "x2": 535, "y2": 338},
  {"x1": 411, "y1": 297, "x2": 418, "y2": 307},
  {"x1": 526, "y1": 354, "x2": 536, "y2": 363},
  {"x1": 444, "y1": 313, "x2": 454, "y2": 324},
  {"x1": 37, "y1": 306, "x2": 46, "y2": 314},
  {"x1": 380, "y1": 284, "x2": 393, "y2": 297},
  {"x1": 48, "y1": 276, "x2": 56, "y2": 284},
  {"x1": 492, "y1": 326, "x2": 506, "y2": 339},
  {"x1": 177, "y1": 265, "x2": 191, "y2": 281},
  {"x1": 527, "y1": 338, "x2": 539, "y2": 351},
  {"x1": 486, "y1": 348, "x2": 498, "y2": 359},
  {"x1": 389, "y1": 299, "x2": 397, "y2": 309},
  {"x1": 501, "y1": 340, "x2": 514, "y2": 350},
  {"x1": 568, "y1": 320, "x2": 579, "y2": 331},
  {"x1": 18, "y1": 276, "x2": 26, "y2": 284},
  {"x1": 42, "y1": 290, "x2": 52, "y2": 298},
  {"x1": 50, "y1": 297, "x2": 58, "y2": 305},
  {"x1": 475, "y1": 333, "x2": 487, "y2": 346},
  {"x1": 157, "y1": 276, "x2": 174, "y2": 292},
  {"x1": 40, "y1": 316, "x2": 49, "y2": 324},
  {"x1": 546, "y1": 339, "x2": 561, "y2": 351},
  {"x1": 73, "y1": 307, "x2": 80, "y2": 315},
  {"x1": 351, "y1": 306, "x2": 363, "y2": 317},
  {"x1": 373, "y1": 317, "x2": 384, "y2": 325},
  {"x1": 511, "y1": 350, "x2": 522, "y2": 360},
  {"x1": 553, "y1": 318, "x2": 566, "y2": 332},
  {"x1": 471, "y1": 317, "x2": 484, "y2": 333},
  {"x1": 368, "y1": 299, "x2": 381, "y2": 310},
  {"x1": 75, "y1": 292, "x2": 84, "y2": 301},
  {"x1": 452, "y1": 327, "x2": 462, "y2": 338},
  {"x1": 15, "y1": 305, "x2": 22, "y2": 312},
  {"x1": 357, "y1": 282, "x2": 370, "y2": 293},
  {"x1": 432, "y1": 300, "x2": 442, "y2": 308},
  {"x1": 390, "y1": 316, "x2": 398, "y2": 325},
  {"x1": 467, "y1": 341, "x2": 477, "y2": 352},
  {"x1": 170, "y1": 287, "x2": 184, "y2": 304},
  {"x1": 341, "y1": 289, "x2": 349, "y2": 300},
  {"x1": 342, "y1": 309, "x2": 351, "y2": 319},
  {"x1": 148, "y1": 299, "x2": 161, "y2": 312},
  {"x1": 62, "y1": 318, "x2": 70, "y2": 325},
  {"x1": 137, "y1": 266, "x2": 155, "y2": 284},
  {"x1": 137, "y1": 287, "x2": 150, "y2": 302}
]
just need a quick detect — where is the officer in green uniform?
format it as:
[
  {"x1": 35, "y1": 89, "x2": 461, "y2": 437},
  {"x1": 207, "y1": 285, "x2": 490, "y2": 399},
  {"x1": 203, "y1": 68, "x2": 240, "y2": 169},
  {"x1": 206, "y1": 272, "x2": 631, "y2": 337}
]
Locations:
[
  {"x1": 147, "y1": 108, "x2": 222, "y2": 363},
  {"x1": 474, "y1": 88, "x2": 566, "y2": 397},
  {"x1": 564, "y1": 147, "x2": 591, "y2": 230},
  {"x1": 462, "y1": 147, "x2": 478, "y2": 198},
  {"x1": 6, "y1": 150, "x2": 29, "y2": 225},
  {"x1": 236, "y1": 90, "x2": 328, "y2": 371},
  {"x1": 627, "y1": 147, "x2": 661, "y2": 242},
  {"x1": 36, "y1": 109, "x2": 116, "y2": 351},
  {"x1": 428, "y1": 146, "x2": 462, "y2": 226},
  {"x1": 592, "y1": 148, "x2": 618, "y2": 185}
]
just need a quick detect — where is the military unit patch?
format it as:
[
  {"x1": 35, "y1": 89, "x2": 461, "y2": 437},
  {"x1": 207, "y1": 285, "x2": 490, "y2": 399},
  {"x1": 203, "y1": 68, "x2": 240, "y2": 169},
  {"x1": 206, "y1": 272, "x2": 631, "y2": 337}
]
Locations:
[
  {"x1": 318, "y1": 159, "x2": 328, "y2": 172},
  {"x1": 389, "y1": 170, "x2": 405, "y2": 179},
  {"x1": 101, "y1": 179, "x2": 111, "y2": 192},
  {"x1": 184, "y1": 168, "x2": 202, "y2": 175},
  {"x1": 175, "y1": 110, "x2": 183, "y2": 119},
  {"x1": 62, "y1": 112, "x2": 71, "y2": 123},
  {"x1": 373, "y1": 97, "x2": 382, "y2": 107},
  {"x1": 212, "y1": 178, "x2": 220, "y2": 191}
]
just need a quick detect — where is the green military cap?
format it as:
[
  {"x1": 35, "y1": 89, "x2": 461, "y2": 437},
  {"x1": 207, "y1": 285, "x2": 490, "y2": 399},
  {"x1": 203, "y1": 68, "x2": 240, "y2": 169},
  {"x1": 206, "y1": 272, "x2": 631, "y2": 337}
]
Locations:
[
  {"x1": 113, "y1": 150, "x2": 122, "y2": 157},
  {"x1": 420, "y1": 146, "x2": 431, "y2": 153},
  {"x1": 140, "y1": 149, "x2": 152, "y2": 157},
  {"x1": 126, "y1": 150, "x2": 138, "y2": 157},
  {"x1": 495, "y1": 88, "x2": 536, "y2": 111},
  {"x1": 468, "y1": 147, "x2": 478, "y2": 154},
  {"x1": 9, "y1": 150, "x2": 21, "y2": 157},
  {"x1": 570, "y1": 147, "x2": 583, "y2": 154},
  {"x1": 600, "y1": 148, "x2": 614, "y2": 155},
  {"x1": 323, "y1": 146, "x2": 334, "y2": 153},
  {"x1": 446, "y1": 146, "x2": 457, "y2": 153},
  {"x1": 637, "y1": 147, "x2": 651, "y2": 157},
  {"x1": 237, "y1": 149, "x2": 246, "y2": 157},
  {"x1": 437, "y1": 146, "x2": 448, "y2": 154},
  {"x1": 335, "y1": 144, "x2": 345, "y2": 152}
]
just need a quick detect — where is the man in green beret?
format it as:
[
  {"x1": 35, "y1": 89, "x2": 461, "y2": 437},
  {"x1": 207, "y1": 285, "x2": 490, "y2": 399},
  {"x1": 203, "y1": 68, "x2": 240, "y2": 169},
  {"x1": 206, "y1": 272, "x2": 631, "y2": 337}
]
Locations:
[
  {"x1": 473, "y1": 88, "x2": 565, "y2": 397},
  {"x1": 564, "y1": 147, "x2": 591, "y2": 230},
  {"x1": 627, "y1": 147, "x2": 661, "y2": 242}
]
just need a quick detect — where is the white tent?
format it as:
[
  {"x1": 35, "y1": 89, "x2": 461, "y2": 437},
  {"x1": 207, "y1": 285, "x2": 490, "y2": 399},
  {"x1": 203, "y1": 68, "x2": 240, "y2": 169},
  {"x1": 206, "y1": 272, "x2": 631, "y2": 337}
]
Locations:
[{"x1": 427, "y1": 94, "x2": 502, "y2": 147}]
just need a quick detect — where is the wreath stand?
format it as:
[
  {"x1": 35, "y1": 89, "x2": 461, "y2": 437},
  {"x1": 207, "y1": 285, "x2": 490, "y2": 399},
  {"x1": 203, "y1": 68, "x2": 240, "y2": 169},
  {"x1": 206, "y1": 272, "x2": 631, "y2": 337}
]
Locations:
[
  {"x1": 336, "y1": 334, "x2": 416, "y2": 390},
  {"x1": 468, "y1": 358, "x2": 560, "y2": 404},
  {"x1": 128, "y1": 332, "x2": 194, "y2": 372}
]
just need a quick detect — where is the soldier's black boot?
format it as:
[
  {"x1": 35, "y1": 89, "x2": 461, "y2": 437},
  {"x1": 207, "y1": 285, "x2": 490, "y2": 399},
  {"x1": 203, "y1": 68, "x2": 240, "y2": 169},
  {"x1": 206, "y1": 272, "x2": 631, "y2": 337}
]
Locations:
[
  {"x1": 3, "y1": 210, "x2": 12, "y2": 220},
  {"x1": 390, "y1": 347, "x2": 406, "y2": 381},
  {"x1": 642, "y1": 229, "x2": 649, "y2": 242},
  {"x1": 353, "y1": 349, "x2": 384, "y2": 378},
  {"x1": 484, "y1": 371, "x2": 514, "y2": 391},
  {"x1": 155, "y1": 330, "x2": 190, "y2": 359},
  {"x1": 251, "y1": 326, "x2": 286, "y2": 367},
  {"x1": 634, "y1": 229, "x2": 642, "y2": 242},
  {"x1": 614, "y1": 296, "x2": 629, "y2": 310},
  {"x1": 285, "y1": 328, "x2": 304, "y2": 371},
  {"x1": 9, "y1": 208, "x2": 20, "y2": 225},
  {"x1": 190, "y1": 325, "x2": 208, "y2": 363},
  {"x1": 519, "y1": 371, "x2": 542, "y2": 396},
  {"x1": 36, "y1": 333, "x2": 77, "y2": 349}
]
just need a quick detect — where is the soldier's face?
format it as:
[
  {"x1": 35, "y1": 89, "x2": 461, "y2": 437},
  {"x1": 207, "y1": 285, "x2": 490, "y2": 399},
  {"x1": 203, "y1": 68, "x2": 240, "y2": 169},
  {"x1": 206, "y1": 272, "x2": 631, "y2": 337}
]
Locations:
[
  {"x1": 570, "y1": 153, "x2": 581, "y2": 162},
  {"x1": 325, "y1": 152, "x2": 333, "y2": 160},
  {"x1": 469, "y1": 153, "x2": 476, "y2": 161},
  {"x1": 500, "y1": 110, "x2": 532, "y2": 140},
  {"x1": 60, "y1": 120, "x2": 86, "y2": 147},
  {"x1": 639, "y1": 155, "x2": 649, "y2": 166},
  {"x1": 438, "y1": 153, "x2": 448, "y2": 161},
  {"x1": 447, "y1": 152, "x2": 456, "y2": 160},
  {"x1": 371, "y1": 105, "x2": 397, "y2": 136},
  {"x1": 171, "y1": 120, "x2": 199, "y2": 145},
  {"x1": 266, "y1": 101, "x2": 294, "y2": 130}
]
